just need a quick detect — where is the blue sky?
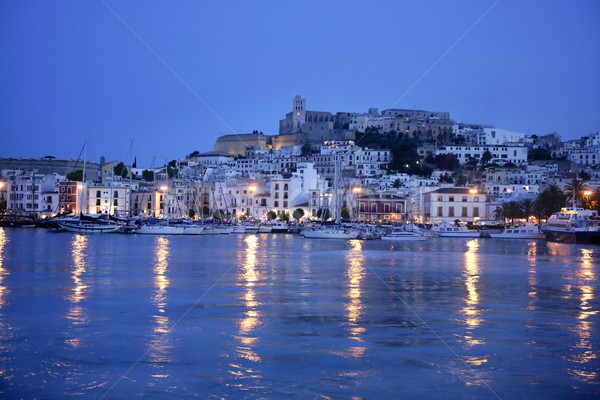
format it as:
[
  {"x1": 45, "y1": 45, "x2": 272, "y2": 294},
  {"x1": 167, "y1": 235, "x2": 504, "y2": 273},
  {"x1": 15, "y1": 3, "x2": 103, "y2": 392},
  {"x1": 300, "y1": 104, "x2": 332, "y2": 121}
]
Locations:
[{"x1": 1, "y1": 0, "x2": 599, "y2": 166}]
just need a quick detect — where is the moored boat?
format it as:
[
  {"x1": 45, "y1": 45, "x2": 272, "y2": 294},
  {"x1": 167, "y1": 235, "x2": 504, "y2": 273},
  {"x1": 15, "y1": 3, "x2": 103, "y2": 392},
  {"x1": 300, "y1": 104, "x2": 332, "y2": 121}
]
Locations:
[
  {"x1": 381, "y1": 224, "x2": 429, "y2": 241},
  {"x1": 542, "y1": 207, "x2": 600, "y2": 244},
  {"x1": 432, "y1": 221, "x2": 481, "y2": 238},
  {"x1": 301, "y1": 224, "x2": 361, "y2": 239},
  {"x1": 56, "y1": 215, "x2": 122, "y2": 234},
  {"x1": 488, "y1": 222, "x2": 545, "y2": 240}
]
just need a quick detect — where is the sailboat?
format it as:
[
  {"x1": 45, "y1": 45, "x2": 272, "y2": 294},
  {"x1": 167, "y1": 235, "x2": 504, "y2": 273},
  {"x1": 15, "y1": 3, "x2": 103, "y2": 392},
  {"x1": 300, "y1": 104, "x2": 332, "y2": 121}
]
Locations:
[{"x1": 301, "y1": 156, "x2": 360, "y2": 239}]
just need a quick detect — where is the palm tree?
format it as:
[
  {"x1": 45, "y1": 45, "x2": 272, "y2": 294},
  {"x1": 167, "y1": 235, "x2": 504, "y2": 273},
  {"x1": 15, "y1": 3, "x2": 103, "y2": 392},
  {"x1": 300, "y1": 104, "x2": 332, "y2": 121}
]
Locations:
[
  {"x1": 519, "y1": 198, "x2": 536, "y2": 221},
  {"x1": 534, "y1": 184, "x2": 567, "y2": 220},
  {"x1": 493, "y1": 206, "x2": 505, "y2": 224},
  {"x1": 503, "y1": 201, "x2": 522, "y2": 225},
  {"x1": 564, "y1": 178, "x2": 588, "y2": 207}
]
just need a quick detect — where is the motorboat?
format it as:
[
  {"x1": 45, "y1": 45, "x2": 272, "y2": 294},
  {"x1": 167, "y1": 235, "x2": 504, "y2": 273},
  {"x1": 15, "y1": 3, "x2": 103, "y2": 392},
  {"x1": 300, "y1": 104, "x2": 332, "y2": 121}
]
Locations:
[
  {"x1": 381, "y1": 225, "x2": 429, "y2": 241},
  {"x1": 432, "y1": 221, "x2": 481, "y2": 238},
  {"x1": 542, "y1": 207, "x2": 600, "y2": 244},
  {"x1": 488, "y1": 223, "x2": 545, "y2": 240}
]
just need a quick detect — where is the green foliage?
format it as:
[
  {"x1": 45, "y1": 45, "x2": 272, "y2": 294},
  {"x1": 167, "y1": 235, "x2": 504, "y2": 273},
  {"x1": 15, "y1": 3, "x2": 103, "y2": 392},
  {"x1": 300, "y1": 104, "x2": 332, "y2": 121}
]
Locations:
[
  {"x1": 316, "y1": 208, "x2": 331, "y2": 221},
  {"x1": 341, "y1": 206, "x2": 351, "y2": 220},
  {"x1": 267, "y1": 210, "x2": 277, "y2": 220},
  {"x1": 433, "y1": 154, "x2": 460, "y2": 171},
  {"x1": 113, "y1": 162, "x2": 128, "y2": 178},
  {"x1": 292, "y1": 208, "x2": 305, "y2": 221},
  {"x1": 534, "y1": 184, "x2": 567, "y2": 219},
  {"x1": 187, "y1": 150, "x2": 200, "y2": 158},
  {"x1": 142, "y1": 170, "x2": 154, "y2": 182},
  {"x1": 301, "y1": 143, "x2": 313, "y2": 157},
  {"x1": 528, "y1": 147, "x2": 553, "y2": 161},
  {"x1": 167, "y1": 160, "x2": 178, "y2": 179},
  {"x1": 0, "y1": 199, "x2": 6, "y2": 213},
  {"x1": 277, "y1": 211, "x2": 290, "y2": 222},
  {"x1": 66, "y1": 169, "x2": 83, "y2": 182}
]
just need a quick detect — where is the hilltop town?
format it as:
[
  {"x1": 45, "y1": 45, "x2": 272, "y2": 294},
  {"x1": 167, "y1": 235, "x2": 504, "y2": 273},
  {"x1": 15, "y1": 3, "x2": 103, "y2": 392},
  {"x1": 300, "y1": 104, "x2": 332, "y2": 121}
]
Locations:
[{"x1": 1, "y1": 96, "x2": 599, "y2": 226}]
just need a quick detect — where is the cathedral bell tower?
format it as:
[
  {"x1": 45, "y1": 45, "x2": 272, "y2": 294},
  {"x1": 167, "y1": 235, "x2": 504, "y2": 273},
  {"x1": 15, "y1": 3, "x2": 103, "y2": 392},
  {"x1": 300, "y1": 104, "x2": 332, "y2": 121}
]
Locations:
[{"x1": 292, "y1": 95, "x2": 306, "y2": 132}]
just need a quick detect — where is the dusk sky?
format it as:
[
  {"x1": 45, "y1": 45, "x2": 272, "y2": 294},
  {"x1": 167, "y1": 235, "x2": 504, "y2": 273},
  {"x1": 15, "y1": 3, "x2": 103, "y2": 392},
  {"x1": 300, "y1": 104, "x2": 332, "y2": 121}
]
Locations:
[{"x1": 1, "y1": 0, "x2": 599, "y2": 167}]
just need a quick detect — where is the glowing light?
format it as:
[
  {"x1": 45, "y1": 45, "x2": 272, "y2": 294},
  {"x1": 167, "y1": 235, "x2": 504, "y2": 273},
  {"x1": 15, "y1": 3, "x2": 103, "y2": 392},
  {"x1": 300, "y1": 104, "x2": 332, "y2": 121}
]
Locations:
[
  {"x1": 0, "y1": 229, "x2": 8, "y2": 308},
  {"x1": 345, "y1": 240, "x2": 366, "y2": 351},
  {"x1": 247, "y1": 185, "x2": 256, "y2": 192},
  {"x1": 469, "y1": 188, "x2": 477, "y2": 194},
  {"x1": 149, "y1": 236, "x2": 172, "y2": 371},
  {"x1": 461, "y1": 239, "x2": 484, "y2": 346},
  {"x1": 159, "y1": 185, "x2": 168, "y2": 192}
]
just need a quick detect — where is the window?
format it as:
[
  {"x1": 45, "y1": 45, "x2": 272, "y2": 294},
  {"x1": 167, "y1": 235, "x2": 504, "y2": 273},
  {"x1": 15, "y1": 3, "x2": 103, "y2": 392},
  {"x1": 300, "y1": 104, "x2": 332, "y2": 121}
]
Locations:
[
  {"x1": 448, "y1": 206, "x2": 455, "y2": 217},
  {"x1": 371, "y1": 204, "x2": 377, "y2": 213},
  {"x1": 274, "y1": 201, "x2": 279, "y2": 207},
  {"x1": 437, "y1": 196, "x2": 443, "y2": 202},
  {"x1": 462, "y1": 196, "x2": 468, "y2": 202},
  {"x1": 96, "y1": 190, "x2": 101, "y2": 197},
  {"x1": 473, "y1": 208, "x2": 479, "y2": 218},
  {"x1": 275, "y1": 184, "x2": 279, "y2": 190},
  {"x1": 384, "y1": 204, "x2": 390, "y2": 213},
  {"x1": 462, "y1": 207, "x2": 468, "y2": 217},
  {"x1": 437, "y1": 206, "x2": 443, "y2": 216}
]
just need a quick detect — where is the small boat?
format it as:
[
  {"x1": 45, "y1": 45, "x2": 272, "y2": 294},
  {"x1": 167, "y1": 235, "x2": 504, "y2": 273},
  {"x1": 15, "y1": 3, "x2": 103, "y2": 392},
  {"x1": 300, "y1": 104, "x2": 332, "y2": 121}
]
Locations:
[
  {"x1": 134, "y1": 219, "x2": 186, "y2": 235},
  {"x1": 488, "y1": 223, "x2": 545, "y2": 240},
  {"x1": 432, "y1": 221, "x2": 480, "y2": 238},
  {"x1": 301, "y1": 224, "x2": 361, "y2": 239},
  {"x1": 381, "y1": 224, "x2": 428, "y2": 241},
  {"x1": 258, "y1": 220, "x2": 289, "y2": 233},
  {"x1": 542, "y1": 207, "x2": 600, "y2": 244},
  {"x1": 56, "y1": 215, "x2": 122, "y2": 234}
]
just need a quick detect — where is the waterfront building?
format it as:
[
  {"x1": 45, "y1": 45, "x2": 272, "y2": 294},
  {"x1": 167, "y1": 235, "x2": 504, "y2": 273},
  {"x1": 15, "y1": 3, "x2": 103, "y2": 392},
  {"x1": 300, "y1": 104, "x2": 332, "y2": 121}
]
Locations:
[
  {"x1": 355, "y1": 193, "x2": 406, "y2": 223},
  {"x1": 425, "y1": 187, "x2": 485, "y2": 224},
  {"x1": 5, "y1": 171, "x2": 62, "y2": 215}
]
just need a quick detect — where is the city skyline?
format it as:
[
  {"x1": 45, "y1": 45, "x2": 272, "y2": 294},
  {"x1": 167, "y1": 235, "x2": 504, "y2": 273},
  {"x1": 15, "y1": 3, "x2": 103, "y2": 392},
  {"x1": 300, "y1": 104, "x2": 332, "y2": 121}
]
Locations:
[{"x1": 1, "y1": 0, "x2": 599, "y2": 165}]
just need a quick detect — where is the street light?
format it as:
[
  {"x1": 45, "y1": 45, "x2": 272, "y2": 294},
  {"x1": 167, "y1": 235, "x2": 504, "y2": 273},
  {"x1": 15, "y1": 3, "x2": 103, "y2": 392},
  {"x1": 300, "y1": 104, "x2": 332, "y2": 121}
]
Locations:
[{"x1": 160, "y1": 185, "x2": 168, "y2": 217}]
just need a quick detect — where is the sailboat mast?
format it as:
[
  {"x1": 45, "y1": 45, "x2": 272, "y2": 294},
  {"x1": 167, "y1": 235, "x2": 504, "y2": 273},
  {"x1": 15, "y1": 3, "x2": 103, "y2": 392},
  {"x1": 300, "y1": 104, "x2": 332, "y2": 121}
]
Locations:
[
  {"x1": 128, "y1": 140, "x2": 133, "y2": 217},
  {"x1": 82, "y1": 140, "x2": 87, "y2": 214}
]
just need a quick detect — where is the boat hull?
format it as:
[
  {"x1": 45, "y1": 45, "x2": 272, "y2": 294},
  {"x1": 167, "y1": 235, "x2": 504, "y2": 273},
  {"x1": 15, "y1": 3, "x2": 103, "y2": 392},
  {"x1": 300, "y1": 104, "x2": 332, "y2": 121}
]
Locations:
[
  {"x1": 58, "y1": 222, "x2": 122, "y2": 234},
  {"x1": 301, "y1": 228, "x2": 360, "y2": 239},
  {"x1": 381, "y1": 235, "x2": 428, "y2": 241},
  {"x1": 544, "y1": 230, "x2": 600, "y2": 244}
]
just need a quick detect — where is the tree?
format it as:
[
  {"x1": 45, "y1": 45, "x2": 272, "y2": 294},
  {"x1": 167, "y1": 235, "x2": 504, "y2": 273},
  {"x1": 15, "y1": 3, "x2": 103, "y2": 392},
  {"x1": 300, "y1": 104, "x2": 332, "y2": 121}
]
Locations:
[
  {"x1": 301, "y1": 143, "x2": 313, "y2": 157},
  {"x1": 316, "y1": 208, "x2": 331, "y2": 221},
  {"x1": 341, "y1": 206, "x2": 351, "y2": 220},
  {"x1": 502, "y1": 201, "x2": 522, "y2": 225},
  {"x1": 480, "y1": 150, "x2": 493, "y2": 167},
  {"x1": 392, "y1": 179, "x2": 402, "y2": 189},
  {"x1": 565, "y1": 178, "x2": 588, "y2": 207},
  {"x1": 113, "y1": 162, "x2": 128, "y2": 178},
  {"x1": 534, "y1": 184, "x2": 566, "y2": 219},
  {"x1": 0, "y1": 199, "x2": 6, "y2": 213},
  {"x1": 519, "y1": 198, "x2": 536, "y2": 221},
  {"x1": 528, "y1": 147, "x2": 553, "y2": 161},
  {"x1": 292, "y1": 208, "x2": 305, "y2": 221},
  {"x1": 433, "y1": 154, "x2": 459, "y2": 171},
  {"x1": 142, "y1": 170, "x2": 154, "y2": 182},
  {"x1": 66, "y1": 169, "x2": 83, "y2": 182},
  {"x1": 277, "y1": 211, "x2": 290, "y2": 222},
  {"x1": 267, "y1": 210, "x2": 277, "y2": 220},
  {"x1": 167, "y1": 160, "x2": 179, "y2": 179}
]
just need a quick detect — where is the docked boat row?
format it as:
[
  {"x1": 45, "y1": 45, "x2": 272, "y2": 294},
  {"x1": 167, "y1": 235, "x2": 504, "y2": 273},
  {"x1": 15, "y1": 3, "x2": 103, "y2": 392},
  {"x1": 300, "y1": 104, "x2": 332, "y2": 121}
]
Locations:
[{"x1": 10, "y1": 207, "x2": 600, "y2": 245}]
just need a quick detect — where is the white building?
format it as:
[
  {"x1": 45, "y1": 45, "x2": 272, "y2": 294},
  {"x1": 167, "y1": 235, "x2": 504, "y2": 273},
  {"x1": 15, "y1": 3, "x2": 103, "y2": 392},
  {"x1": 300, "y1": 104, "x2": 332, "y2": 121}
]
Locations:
[
  {"x1": 426, "y1": 187, "x2": 486, "y2": 223},
  {"x1": 435, "y1": 145, "x2": 528, "y2": 166}
]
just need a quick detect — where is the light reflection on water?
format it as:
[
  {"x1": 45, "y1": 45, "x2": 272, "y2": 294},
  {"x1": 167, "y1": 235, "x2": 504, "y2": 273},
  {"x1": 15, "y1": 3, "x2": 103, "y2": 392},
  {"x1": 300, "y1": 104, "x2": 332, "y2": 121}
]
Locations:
[
  {"x1": 527, "y1": 241, "x2": 538, "y2": 311},
  {"x1": 229, "y1": 235, "x2": 263, "y2": 386},
  {"x1": 0, "y1": 232, "x2": 599, "y2": 398},
  {"x1": 0, "y1": 228, "x2": 8, "y2": 308},
  {"x1": 566, "y1": 248, "x2": 598, "y2": 383},
  {"x1": 149, "y1": 236, "x2": 172, "y2": 377},
  {"x1": 345, "y1": 240, "x2": 366, "y2": 358},
  {"x1": 66, "y1": 235, "x2": 88, "y2": 328},
  {"x1": 461, "y1": 239, "x2": 484, "y2": 348}
]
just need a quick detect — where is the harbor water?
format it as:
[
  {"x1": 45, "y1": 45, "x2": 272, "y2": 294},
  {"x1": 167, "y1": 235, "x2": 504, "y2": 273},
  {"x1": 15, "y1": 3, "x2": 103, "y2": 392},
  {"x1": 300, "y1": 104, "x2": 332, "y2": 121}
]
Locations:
[{"x1": 0, "y1": 228, "x2": 598, "y2": 399}]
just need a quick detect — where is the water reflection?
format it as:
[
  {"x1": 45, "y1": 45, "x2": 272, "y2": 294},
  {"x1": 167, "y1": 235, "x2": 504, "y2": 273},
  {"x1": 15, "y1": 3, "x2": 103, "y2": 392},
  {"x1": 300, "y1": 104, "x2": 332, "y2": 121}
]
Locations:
[
  {"x1": 0, "y1": 228, "x2": 8, "y2": 308},
  {"x1": 461, "y1": 240, "x2": 485, "y2": 349},
  {"x1": 526, "y1": 241, "x2": 538, "y2": 311},
  {"x1": 229, "y1": 235, "x2": 262, "y2": 382},
  {"x1": 566, "y1": 248, "x2": 598, "y2": 383},
  {"x1": 149, "y1": 236, "x2": 172, "y2": 376},
  {"x1": 345, "y1": 240, "x2": 366, "y2": 358},
  {"x1": 66, "y1": 235, "x2": 89, "y2": 328}
]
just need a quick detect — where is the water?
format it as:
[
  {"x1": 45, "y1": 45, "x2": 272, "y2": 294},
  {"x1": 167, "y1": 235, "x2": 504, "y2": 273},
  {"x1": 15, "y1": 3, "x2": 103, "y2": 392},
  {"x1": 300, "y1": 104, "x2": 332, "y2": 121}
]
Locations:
[{"x1": 0, "y1": 228, "x2": 598, "y2": 399}]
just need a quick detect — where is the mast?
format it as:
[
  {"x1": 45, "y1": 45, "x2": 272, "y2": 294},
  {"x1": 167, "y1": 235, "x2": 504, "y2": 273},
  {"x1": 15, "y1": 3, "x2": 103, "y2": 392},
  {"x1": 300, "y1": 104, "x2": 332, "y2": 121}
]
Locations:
[
  {"x1": 128, "y1": 140, "x2": 133, "y2": 217},
  {"x1": 82, "y1": 140, "x2": 87, "y2": 215}
]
